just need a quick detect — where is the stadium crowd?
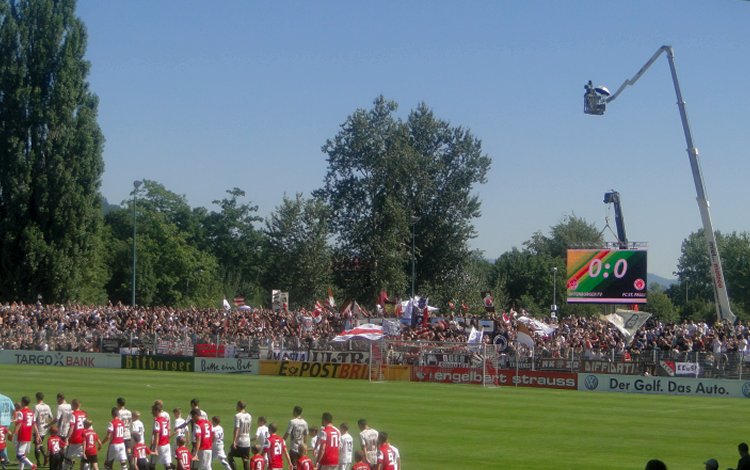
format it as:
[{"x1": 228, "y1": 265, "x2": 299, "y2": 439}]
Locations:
[{"x1": 1, "y1": 301, "x2": 749, "y2": 361}]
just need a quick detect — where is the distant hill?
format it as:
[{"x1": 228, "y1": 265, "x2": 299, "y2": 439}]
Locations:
[{"x1": 648, "y1": 273, "x2": 677, "y2": 289}]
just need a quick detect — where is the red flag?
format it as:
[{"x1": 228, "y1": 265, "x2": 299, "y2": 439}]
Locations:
[
  {"x1": 233, "y1": 296, "x2": 245, "y2": 307},
  {"x1": 378, "y1": 289, "x2": 388, "y2": 307},
  {"x1": 422, "y1": 306, "x2": 429, "y2": 328}
]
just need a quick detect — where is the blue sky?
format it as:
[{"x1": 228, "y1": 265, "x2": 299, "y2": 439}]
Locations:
[{"x1": 77, "y1": 0, "x2": 749, "y2": 278}]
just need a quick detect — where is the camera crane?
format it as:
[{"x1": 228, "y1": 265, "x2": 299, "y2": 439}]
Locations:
[{"x1": 584, "y1": 45, "x2": 735, "y2": 323}]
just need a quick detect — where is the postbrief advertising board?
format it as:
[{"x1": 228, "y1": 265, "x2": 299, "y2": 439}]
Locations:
[
  {"x1": 259, "y1": 360, "x2": 369, "y2": 379},
  {"x1": 578, "y1": 373, "x2": 750, "y2": 399},
  {"x1": 0, "y1": 350, "x2": 121, "y2": 368}
]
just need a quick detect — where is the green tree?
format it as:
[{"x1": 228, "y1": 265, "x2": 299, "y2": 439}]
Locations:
[
  {"x1": 525, "y1": 214, "x2": 604, "y2": 258},
  {"x1": 491, "y1": 215, "x2": 604, "y2": 316},
  {"x1": 0, "y1": 0, "x2": 106, "y2": 302},
  {"x1": 645, "y1": 285, "x2": 678, "y2": 323},
  {"x1": 669, "y1": 229, "x2": 750, "y2": 320},
  {"x1": 316, "y1": 96, "x2": 491, "y2": 303},
  {"x1": 264, "y1": 194, "x2": 331, "y2": 308},
  {"x1": 201, "y1": 187, "x2": 265, "y2": 303},
  {"x1": 104, "y1": 181, "x2": 219, "y2": 307}
]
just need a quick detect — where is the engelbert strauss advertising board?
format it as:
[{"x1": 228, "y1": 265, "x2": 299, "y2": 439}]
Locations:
[{"x1": 579, "y1": 373, "x2": 750, "y2": 399}]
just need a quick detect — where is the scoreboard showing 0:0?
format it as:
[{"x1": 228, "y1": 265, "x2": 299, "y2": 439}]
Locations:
[{"x1": 566, "y1": 249, "x2": 648, "y2": 304}]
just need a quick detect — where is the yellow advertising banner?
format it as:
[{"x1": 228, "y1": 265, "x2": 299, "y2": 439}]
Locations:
[{"x1": 259, "y1": 360, "x2": 369, "y2": 380}]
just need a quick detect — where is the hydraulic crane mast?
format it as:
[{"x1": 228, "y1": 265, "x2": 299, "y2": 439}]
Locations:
[
  {"x1": 603, "y1": 191, "x2": 628, "y2": 250},
  {"x1": 584, "y1": 46, "x2": 735, "y2": 324}
]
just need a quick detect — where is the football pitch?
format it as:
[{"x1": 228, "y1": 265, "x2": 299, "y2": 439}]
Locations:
[{"x1": 1, "y1": 365, "x2": 745, "y2": 469}]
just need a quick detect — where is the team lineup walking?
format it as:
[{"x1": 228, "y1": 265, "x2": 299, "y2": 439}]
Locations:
[{"x1": 2, "y1": 394, "x2": 400, "y2": 470}]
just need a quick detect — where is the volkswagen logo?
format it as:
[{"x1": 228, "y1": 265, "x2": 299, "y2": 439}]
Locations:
[
  {"x1": 742, "y1": 382, "x2": 750, "y2": 398},
  {"x1": 583, "y1": 375, "x2": 599, "y2": 390}
]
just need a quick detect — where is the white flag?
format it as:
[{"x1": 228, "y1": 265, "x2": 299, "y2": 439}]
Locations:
[
  {"x1": 603, "y1": 309, "x2": 651, "y2": 343},
  {"x1": 222, "y1": 298, "x2": 231, "y2": 311}
]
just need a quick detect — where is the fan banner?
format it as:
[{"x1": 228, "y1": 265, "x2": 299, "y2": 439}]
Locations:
[{"x1": 332, "y1": 323, "x2": 384, "y2": 342}]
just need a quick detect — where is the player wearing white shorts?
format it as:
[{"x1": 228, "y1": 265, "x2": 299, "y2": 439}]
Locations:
[
  {"x1": 150, "y1": 404, "x2": 171, "y2": 469},
  {"x1": 103, "y1": 408, "x2": 128, "y2": 470},
  {"x1": 210, "y1": 417, "x2": 231, "y2": 470},
  {"x1": 356, "y1": 419, "x2": 378, "y2": 469},
  {"x1": 33, "y1": 392, "x2": 53, "y2": 467},
  {"x1": 338, "y1": 423, "x2": 353, "y2": 470},
  {"x1": 115, "y1": 399, "x2": 133, "y2": 454},
  {"x1": 190, "y1": 409, "x2": 212, "y2": 470}
]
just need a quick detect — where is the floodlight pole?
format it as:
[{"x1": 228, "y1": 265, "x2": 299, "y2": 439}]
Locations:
[
  {"x1": 552, "y1": 267, "x2": 557, "y2": 314},
  {"x1": 587, "y1": 45, "x2": 735, "y2": 323},
  {"x1": 410, "y1": 216, "x2": 419, "y2": 300},
  {"x1": 132, "y1": 180, "x2": 142, "y2": 307}
]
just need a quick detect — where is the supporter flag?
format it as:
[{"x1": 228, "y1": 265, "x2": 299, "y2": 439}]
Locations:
[
  {"x1": 233, "y1": 296, "x2": 245, "y2": 307},
  {"x1": 467, "y1": 326, "x2": 484, "y2": 346},
  {"x1": 517, "y1": 316, "x2": 557, "y2": 336},
  {"x1": 516, "y1": 322, "x2": 535, "y2": 348},
  {"x1": 602, "y1": 309, "x2": 651, "y2": 344},
  {"x1": 222, "y1": 298, "x2": 231, "y2": 311},
  {"x1": 378, "y1": 289, "x2": 388, "y2": 308},
  {"x1": 481, "y1": 291, "x2": 495, "y2": 313},
  {"x1": 332, "y1": 324, "x2": 384, "y2": 342},
  {"x1": 501, "y1": 312, "x2": 511, "y2": 324},
  {"x1": 448, "y1": 300, "x2": 456, "y2": 312},
  {"x1": 312, "y1": 300, "x2": 324, "y2": 323},
  {"x1": 327, "y1": 287, "x2": 336, "y2": 308},
  {"x1": 383, "y1": 319, "x2": 401, "y2": 336}
]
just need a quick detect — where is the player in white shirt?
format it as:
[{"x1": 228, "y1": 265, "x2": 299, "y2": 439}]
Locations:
[
  {"x1": 55, "y1": 393, "x2": 72, "y2": 442},
  {"x1": 34, "y1": 392, "x2": 54, "y2": 466},
  {"x1": 252, "y1": 417, "x2": 269, "y2": 466},
  {"x1": 172, "y1": 409, "x2": 186, "y2": 448},
  {"x1": 389, "y1": 444, "x2": 400, "y2": 470},
  {"x1": 338, "y1": 423, "x2": 353, "y2": 470},
  {"x1": 356, "y1": 419, "x2": 378, "y2": 468},
  {"x1": 210, "y1": 417, "x2": 231, "y2": 470},
  {"x1": 283, "y1": 406, "x2": 308, "y2": 468},
  {"x1": 130, "y1": 412, "x2": 145, "y2": 445},
  {"x1": 116, "y1": 398, "x2": 133, "y2": 454},
  {"x1": 228, "y1": 401, "x2": 252, "y2": 470}
]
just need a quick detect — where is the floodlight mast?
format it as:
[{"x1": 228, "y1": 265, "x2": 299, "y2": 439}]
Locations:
[{"x1": 584, "y1": 45, "x2": 735, "y2": 324}]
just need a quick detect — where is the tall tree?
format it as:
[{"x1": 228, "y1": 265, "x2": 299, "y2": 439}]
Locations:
[
  {"x1": 669, "y1": 230, "x2": 749, "y2": 319},
  {"x1": 316, "y1": 96, "x2": 491, "y2": 302},
  {"x1": 0, "y1": 0, "x2": 105, "y2": 302},
  {"x1": 263, "y1": 193, "x2": 331, "y2": 308},
  {"x1": 491, "y1": 215, "x2": 603, "y2": 316},
  {"x1": 201, "y1": 187, "x2": 265, "y2": 303},
  {"x1": 104, "y1": 181, "x2": 219, "y2": 307}
]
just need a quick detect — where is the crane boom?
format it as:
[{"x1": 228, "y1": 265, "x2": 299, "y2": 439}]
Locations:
[
  {"x1": 603, "y1": 191, "x2": 628, "y2": 249},
  {"x1": 588, "y1": 46, "x2": 735, "y2": 324}
]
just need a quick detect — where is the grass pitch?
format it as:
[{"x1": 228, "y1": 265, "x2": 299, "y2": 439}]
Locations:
[{"x1": 0, "y1": 365, "x2": 744, "y2": 469}]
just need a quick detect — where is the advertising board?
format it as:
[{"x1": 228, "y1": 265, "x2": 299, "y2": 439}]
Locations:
[
  {"x1": 0, "y1": 350, "x2": 121, "y2": 369},
  {"x1": 259, "y1": 360, "x2": 369, "y2": 380},
  {"x1": 121, "y1": 355, "x2": 193, "y2": 372},
  {"x1": 578, "y1": 373, "x2": 750, "y2": 399},
  {"x1": 194, "y1": 358, "x2": 258, "y2": 374}
]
